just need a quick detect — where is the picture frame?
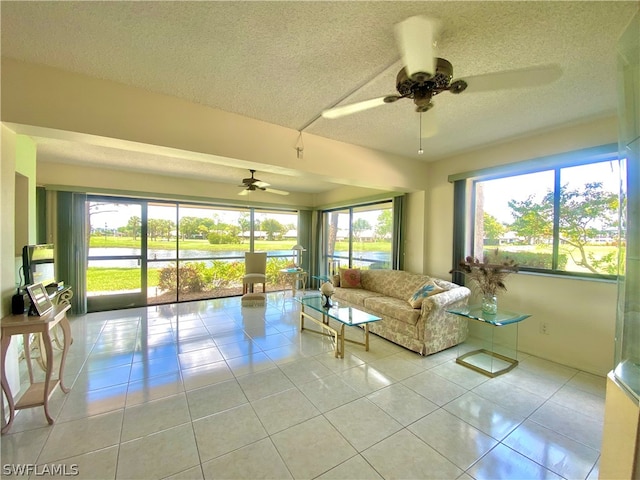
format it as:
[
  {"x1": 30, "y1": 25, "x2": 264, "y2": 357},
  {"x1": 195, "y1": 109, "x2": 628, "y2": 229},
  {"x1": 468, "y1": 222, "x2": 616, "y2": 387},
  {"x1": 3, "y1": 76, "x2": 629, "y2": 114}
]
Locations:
[{"x1": 26, "y1": 282, "x2": 53, "y2": 316}]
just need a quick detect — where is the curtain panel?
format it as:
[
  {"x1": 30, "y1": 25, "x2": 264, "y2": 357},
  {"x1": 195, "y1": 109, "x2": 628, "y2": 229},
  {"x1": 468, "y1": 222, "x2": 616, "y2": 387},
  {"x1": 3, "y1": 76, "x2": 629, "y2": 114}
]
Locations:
[{"x1": 56, "y1": 191, "x2": 88, "y2": 314}]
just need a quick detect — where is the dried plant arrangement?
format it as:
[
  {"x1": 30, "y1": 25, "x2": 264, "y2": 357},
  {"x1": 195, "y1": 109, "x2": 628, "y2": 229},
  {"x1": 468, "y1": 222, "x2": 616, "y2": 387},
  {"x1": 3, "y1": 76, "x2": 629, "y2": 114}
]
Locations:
[{"x1": 451, "y1": 249, "x2": 519, "y2": 297}]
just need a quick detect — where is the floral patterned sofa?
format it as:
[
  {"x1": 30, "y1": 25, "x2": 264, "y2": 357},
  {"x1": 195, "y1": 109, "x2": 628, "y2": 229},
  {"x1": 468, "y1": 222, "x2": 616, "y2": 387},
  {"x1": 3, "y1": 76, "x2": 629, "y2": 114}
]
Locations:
[{"x1": 332, "y1": 269, "x2": 470, "y2": 355}]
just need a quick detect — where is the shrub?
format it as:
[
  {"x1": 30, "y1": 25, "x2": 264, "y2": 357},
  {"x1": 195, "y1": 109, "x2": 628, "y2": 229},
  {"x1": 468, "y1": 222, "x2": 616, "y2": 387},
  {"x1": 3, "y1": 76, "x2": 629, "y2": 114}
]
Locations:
[
  {"x1": 158, "y1": 263, "x2": 206, "y2": 293},
  {"x1": 207, "y1": 232, "x2": 240, "y2": 245},
  {"x1": 208, "y1": 260, "x2": 244, "y2": 290},
  {"x1": 266, "y1": 257, "x2": 292, "y2": 284},
  {"x1": 483, "y1": 250, "x2": 567, "y2": 270}
]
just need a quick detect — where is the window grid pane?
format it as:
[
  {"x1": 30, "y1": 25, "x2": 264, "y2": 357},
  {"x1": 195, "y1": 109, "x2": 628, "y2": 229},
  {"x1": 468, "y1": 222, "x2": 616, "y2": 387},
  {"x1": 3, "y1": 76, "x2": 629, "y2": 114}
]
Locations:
[{"x1": 472, "y1": 159, "x2": 621, "y2": 277}]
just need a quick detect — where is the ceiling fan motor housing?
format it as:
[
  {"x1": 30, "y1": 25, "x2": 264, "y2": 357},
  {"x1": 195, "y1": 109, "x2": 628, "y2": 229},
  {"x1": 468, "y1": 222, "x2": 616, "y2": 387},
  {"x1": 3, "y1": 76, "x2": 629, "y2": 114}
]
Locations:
[
  {"x1": 396, "y1": 58, "x2": 458, "y2": 111},
  {"x1": 396, "y1": 58, "x2": 454, "y2": 95}
]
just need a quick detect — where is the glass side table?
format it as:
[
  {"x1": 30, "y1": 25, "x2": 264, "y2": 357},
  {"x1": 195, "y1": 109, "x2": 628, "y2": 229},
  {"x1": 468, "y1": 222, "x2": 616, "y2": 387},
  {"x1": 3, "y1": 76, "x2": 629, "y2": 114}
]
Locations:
[{"x1": 447, "y1": 305, "x2": 531, "y2": 377}]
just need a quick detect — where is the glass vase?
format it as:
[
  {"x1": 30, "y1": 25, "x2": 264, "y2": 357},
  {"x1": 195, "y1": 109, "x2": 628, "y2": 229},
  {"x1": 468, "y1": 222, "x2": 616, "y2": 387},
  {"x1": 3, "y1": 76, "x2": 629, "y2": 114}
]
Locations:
[{"x1": 481, "y1": 294, "x2": 498, "y2": 315}]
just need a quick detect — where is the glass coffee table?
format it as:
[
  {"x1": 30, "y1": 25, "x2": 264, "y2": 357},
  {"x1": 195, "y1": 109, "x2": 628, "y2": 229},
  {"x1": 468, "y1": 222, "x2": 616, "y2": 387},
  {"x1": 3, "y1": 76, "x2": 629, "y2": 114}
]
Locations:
[
  {"x1": 295, "y1": 296, "x2": 381, "y2": 358},
  {"x1": 447, "y1": 305, "x2": 531, "y2": 377}
]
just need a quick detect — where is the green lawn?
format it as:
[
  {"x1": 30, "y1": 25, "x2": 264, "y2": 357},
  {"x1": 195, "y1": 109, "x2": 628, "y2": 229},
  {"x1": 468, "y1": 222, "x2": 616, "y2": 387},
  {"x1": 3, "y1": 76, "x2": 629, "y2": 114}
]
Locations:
[{"x1": 87, "y1": 267, "x2": 161, "y2": 291}]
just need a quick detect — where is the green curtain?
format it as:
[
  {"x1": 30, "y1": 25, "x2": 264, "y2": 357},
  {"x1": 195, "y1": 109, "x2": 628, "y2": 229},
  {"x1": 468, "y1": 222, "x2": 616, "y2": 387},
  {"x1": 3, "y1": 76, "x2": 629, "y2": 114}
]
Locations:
[
  {"x1": 297, "y1": 209, "x2": 313, "y2": 273},
  {"x1": 392, "y1": 195, "x2": 405, "y2": 270},
  {"x1": 312, "y1": 210, "x2": 325, "y2": 288},
  {"x1": 36, "y1": 187, "x2": 47, "y2": 244},
  {"x1": 57, "y1": 192, "x2": 87, "y2": 314},
  {"x1": 451, "y1": 180, "x2": 467, "y2": 286}
]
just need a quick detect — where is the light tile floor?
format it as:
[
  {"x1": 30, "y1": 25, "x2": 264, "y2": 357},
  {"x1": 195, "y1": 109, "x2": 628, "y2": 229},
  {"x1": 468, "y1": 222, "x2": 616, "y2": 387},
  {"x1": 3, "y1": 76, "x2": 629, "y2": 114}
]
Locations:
[{"x1": 2, "y1": 294, "x2": 606, "y2": 479}]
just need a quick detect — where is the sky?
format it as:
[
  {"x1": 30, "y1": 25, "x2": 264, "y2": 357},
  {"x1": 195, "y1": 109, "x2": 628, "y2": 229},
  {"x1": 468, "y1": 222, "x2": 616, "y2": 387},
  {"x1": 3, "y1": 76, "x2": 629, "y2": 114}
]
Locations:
[
  {"x1": 480, "y1": 160, "x2": 621, "y2": 224},
  {"x1": 90, "y1": 202, "x2": 298, "y2": 230}
]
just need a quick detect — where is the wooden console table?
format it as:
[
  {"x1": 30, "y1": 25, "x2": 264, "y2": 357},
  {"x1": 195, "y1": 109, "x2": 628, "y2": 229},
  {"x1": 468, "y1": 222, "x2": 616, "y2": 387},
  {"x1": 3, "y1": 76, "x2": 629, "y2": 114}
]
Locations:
[{"x1": 1, "y1": 304, "x2": 72, "y2": 434}]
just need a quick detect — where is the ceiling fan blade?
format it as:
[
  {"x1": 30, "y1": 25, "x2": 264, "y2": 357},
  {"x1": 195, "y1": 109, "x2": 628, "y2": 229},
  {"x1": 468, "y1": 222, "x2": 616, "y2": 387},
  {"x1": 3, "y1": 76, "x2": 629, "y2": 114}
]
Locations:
[
  {"x1": 238, "y1": 189, "x2": 250, "y2": 196},
  {"x1": 420, "y1": 110, "x2": 438, "y2": 138},
  {"x1": 264, "y1": 188, "x2": 289, "y2": 196},
  {"x1": 395, "y1": 15, "x2": 438, "y2": 83},
  {"x1": 460, "y1": 64, "x2": 563, "y2": 93},
  {"x1": 322, "y1": 95, "x2": 399, "y2": 119}
]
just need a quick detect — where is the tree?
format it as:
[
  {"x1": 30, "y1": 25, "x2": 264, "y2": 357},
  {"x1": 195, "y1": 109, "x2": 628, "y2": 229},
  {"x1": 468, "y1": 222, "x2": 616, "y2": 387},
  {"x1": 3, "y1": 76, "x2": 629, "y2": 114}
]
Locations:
[
  {"x1": 483, "y1": 213, "x2": 505, "y2": 244},
  {"x1": 261, "y1": 218, "x2": 284, "y2": 240},
  {"x1": 125, "y1": 216, "x2": 141, "y2": 240},
  {"x1": 375, "y1": 210, "x2": 393, "y2": 240},
  {"x1": 148, "y1": 218, "x2": 175, "y2": 241},
  {"x1": 556, "y1": 182, "x2": 619, "y2": 273},
  {"x1": 352, "y1": 218, "x2": 371, "y2": 241},
  {"x1": 508, "y1": 194, "x2": 553, "y2": 244},
  {"x1": 179, "y1": 216, "x2": 202, "y2": 239},
  {"x1": 238, "y1": 213, "x2": 251, "y2": 242},
  {"x1": 508, "y1": 182, "x2": 618, "y2": 273}
]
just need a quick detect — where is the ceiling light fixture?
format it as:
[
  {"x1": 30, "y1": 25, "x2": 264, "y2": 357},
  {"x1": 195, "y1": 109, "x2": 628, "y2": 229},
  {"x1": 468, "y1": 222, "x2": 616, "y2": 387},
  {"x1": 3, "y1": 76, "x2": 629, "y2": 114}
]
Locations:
[
  {"x1": 295, "y1": 131, "x2": 304, "y2": 159},
  {"x1": 418, "y1": 114, "x2": 424, "y2": 155}
]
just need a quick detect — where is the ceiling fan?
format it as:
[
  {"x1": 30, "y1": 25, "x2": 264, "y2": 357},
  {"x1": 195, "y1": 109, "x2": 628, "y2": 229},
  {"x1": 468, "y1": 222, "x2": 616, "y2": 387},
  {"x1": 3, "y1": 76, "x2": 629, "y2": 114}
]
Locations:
[
  {"x1": 238, "y1": 169, "x2": 289, "y2": 196},
  {"x1": 321, "y1": 15, "x2": 562, "y2": 137}
]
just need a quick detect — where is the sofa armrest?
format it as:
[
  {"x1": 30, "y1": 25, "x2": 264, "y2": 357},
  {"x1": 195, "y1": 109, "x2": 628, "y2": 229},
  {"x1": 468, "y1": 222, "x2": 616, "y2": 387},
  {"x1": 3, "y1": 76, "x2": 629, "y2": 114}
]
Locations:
[
  {"x1": 417, "y1": 285, "x2": 471, "y2": 354},
  {"x1": 421, "y1": 285, "x2": 471, "y2": 316}
]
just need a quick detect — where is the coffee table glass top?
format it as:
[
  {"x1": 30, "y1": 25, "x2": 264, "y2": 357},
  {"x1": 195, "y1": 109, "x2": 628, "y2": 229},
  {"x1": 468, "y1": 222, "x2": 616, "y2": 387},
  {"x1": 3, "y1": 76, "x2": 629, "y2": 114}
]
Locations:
[
  {"x1": 447, "y1": 305, "x2": 530, "y2": 326},
  {"x1": 296, "y1": 296, "x2": 381, "y2": 326}
]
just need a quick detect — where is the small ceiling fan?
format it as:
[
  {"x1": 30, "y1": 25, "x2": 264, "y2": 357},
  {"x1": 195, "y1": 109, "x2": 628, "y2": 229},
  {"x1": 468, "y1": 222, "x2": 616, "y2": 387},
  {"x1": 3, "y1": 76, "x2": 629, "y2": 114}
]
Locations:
[
  {"x1": 238, "y1": 169, "x2": 289, "y2": 196},
  {"x1": 321, "y1": 15, "x2": 562, "y2": 137}
]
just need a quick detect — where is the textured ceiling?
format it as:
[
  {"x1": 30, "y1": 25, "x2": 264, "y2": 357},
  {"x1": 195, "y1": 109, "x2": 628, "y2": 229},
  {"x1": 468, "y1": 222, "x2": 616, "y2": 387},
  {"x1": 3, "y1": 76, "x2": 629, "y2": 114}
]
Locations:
[{"x1": 1, "y1": 1, "x2": 638, "y2": 193}]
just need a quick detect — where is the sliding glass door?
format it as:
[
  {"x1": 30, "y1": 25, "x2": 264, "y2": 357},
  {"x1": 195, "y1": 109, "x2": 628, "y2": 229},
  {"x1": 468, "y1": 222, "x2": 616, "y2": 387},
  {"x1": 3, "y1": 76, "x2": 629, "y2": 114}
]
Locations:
[
  {"x1": 86, "y1": 198, "x2": 146, "y2": 311},
  {"x1": 85, "y1": 195, "x2": 300, "y2": 311}
]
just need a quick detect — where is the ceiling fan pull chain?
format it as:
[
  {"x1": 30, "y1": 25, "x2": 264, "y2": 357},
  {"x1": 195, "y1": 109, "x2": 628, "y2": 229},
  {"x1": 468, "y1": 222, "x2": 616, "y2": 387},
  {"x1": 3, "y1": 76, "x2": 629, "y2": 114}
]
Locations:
[{"x1": 418, "y1": 114, "x2": 424, "y2": 155}]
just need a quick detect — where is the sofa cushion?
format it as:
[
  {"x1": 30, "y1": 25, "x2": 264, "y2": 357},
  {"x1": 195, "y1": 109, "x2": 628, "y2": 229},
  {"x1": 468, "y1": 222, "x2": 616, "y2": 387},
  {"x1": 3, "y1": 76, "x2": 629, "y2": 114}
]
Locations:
[
  {"x1": 360, "y1": 269, "x2": 434, "y2": 300},
  {"x1": 339, "y1": 268, "x2": 362, "y2": 288},
  {"x1": 363, "y1": 296, "x2": 421, "y2": 325},
  {"x1": 333, "y1": 288, "x2": 382, "y2": 308},
  {"x1": 408, "y1": 280, "x2": 445, "y2": 308}
]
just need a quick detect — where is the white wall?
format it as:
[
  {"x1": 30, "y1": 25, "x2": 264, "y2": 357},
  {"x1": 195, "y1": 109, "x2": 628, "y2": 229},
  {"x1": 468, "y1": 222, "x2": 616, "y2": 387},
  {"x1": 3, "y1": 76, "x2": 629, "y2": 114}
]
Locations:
[
  {"x1": 425, "y1": 116, "x2": 620, "y2": 375},
  {"x1": 2, "y1": 58, "x2": 430, "y2": 195},
  {"x1": 1, "y1": 126, "x2": 28, "y2": 416}
]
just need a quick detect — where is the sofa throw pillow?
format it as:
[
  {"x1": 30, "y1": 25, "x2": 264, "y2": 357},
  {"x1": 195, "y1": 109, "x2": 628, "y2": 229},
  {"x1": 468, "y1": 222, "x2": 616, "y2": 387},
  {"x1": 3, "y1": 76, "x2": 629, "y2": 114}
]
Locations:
[
  {"x1": 331, "y1": 274, "x2": 341, "y2": 287},
  {"x1": 339, "y1": 268, "x2": 362, "y2": 288},
  {"x1": 408, "y1": 280, "x2": 444, "y2": 308}
]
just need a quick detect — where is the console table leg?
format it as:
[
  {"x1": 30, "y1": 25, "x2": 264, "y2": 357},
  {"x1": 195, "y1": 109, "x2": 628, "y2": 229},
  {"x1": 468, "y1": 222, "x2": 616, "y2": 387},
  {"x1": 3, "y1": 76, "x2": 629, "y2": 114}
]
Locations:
[
  {"x1": 58, "y1": 315, "x2": 72, "y2": 393},
  {"x1": 1, "y1": 334, "x2": 16, "y2": 434},
  {"x1": 42, "y1": 330, "x2": 55, "y2": 425}
]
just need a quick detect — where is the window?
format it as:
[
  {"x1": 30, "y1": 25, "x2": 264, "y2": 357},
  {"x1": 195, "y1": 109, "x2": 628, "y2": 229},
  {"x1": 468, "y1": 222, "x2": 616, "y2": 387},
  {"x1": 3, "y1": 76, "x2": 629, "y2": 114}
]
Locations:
[
  {"x1": 456, "y1": 145, "x2": 622, "y2": 279},
  {"x1": 322, "y1": 201, "x2": 394, "y2": 273}
]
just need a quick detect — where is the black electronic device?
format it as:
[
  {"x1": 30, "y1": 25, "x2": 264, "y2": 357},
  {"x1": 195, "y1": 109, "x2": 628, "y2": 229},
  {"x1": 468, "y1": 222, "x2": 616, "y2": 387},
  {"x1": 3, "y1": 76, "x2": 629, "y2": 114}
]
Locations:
[
  {"x1": 22, "y1": 244, "x2": 56, "y2": 287},
  {"x1": 11, "y1": 289, "x2": 27, "y2": 315}
]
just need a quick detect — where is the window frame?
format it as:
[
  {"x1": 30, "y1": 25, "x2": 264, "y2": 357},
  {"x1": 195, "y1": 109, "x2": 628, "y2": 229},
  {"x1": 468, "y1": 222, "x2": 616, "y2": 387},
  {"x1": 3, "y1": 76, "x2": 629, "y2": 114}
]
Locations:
[
  {"x1": 451, "y1": 144, "x2": 622, "y2": 282},
  {"x1": 321, "y1": 199, "x2": 396, "y2": 273}
]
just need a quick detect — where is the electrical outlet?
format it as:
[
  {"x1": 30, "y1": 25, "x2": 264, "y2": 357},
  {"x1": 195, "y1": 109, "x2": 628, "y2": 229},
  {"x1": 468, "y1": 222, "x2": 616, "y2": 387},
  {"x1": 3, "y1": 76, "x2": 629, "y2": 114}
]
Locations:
[{"x1": 540, "y1": 322, "x2": 550, "y2": 335}]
